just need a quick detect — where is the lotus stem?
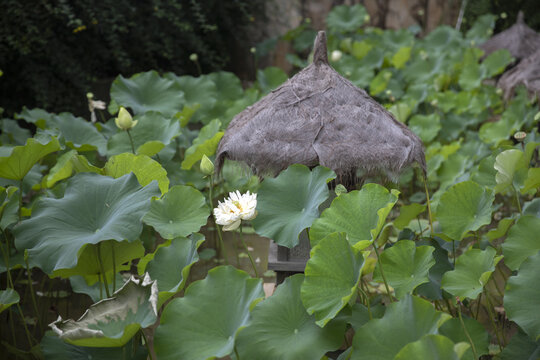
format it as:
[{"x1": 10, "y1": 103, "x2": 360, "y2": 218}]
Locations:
[
  {"x1": 209, "y1": 175, "x2": 228, "y2": 264},
  {"x1": 422, "y1": 174, "x2": 434, "y2": 235},
  {"x1": 240, "y1": 226, "x2": 258, "y2": 278},
  {"x1": 456, "y1": 299, "x2": 479, "y2": 359},
  {"x1": 234, "y1": 346, "x2": 241, "y2": 360},
  {"x1": 514, "y1": 188, "x2": 522, "y2": 214},
  {"x1": 112, "y1": 242, "x2": 117, "y2": 293},
  {"x1": 372, "y1": 242, "x2": 393, "y2": 303},
  {"x1": 126, "y1": 129, "x2": 136, "y2": 154},
  {"x1": 25, "y1": 256, "x2": 43, "y2": 333},
  {"x1": 0, "y1": 230, "x2": 14, "y2": 289},
  {"x1": 358, "y1": 287, "x2": 372, "y2": 320},
  {"x1": 18, "y1": 180, "x2": 23, "y2": 222},
  {"x1": 140, "y1": 329, "x2": 155, "y2": 360},
  {"x1": 97, "y1": 243, "x2": 111, "y2": 298},
  {"x1": 484, "y1": 290, "x2": 504, "y2": 351}
]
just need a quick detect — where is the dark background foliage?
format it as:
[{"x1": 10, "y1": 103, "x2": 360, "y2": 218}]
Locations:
[{"x1": 0, "y1": 0, "x2": 263, "y2": 117}]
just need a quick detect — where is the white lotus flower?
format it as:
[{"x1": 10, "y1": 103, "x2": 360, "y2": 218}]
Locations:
[{"x1": 213, "y1": 190, "x2": 257, "y2": 231}]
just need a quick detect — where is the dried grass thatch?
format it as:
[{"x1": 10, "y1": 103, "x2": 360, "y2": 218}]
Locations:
[
  {"x1": 480, "y1": 12, "x2": 540, "y2": 61},
  {"x1": 498, "y1": 48, "x2": 540, "y2": 100},
  {"x1": 216, "y1": 31, "x2": 425, "y2": 184}
]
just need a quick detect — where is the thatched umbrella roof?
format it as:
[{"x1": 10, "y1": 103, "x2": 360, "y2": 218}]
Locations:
[
  {"x1": 480, "y1": 12, "x2": 540, "y2": 61},
  {"x1": 216, "y1": 31, "x2": 425, "y2": 183},
  {"x1": 498, "y1": 48, "x2": 540, "y2": 99}
]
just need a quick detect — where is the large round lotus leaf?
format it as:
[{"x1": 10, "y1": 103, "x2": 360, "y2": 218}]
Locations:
[
  {"x1": 165, "y1": 73, "x2": 218, "y2": 123},
  {"x1": 40, "y1": 332, "x2": 148, "y2": 360},
  {"x1": 252, "y1": 165, "x2": 336, "y2": 248},
  {"x1": 409, "y1": 114, "x2": 441, "y2": 143},
  {"x1": 523, "y1": 198, "x2": 540, "y2": 218},
  {"x1": 256, "y1": 67, "x2": 288, "y2": 95},
  {"x1": 0, "y1": 185, "x2": 19, "y2": 230},
  {"x1": 301, "y1": 233, "x2": 364, "y2": 327},
  {"x1": 441, "y1": 247, "x2": 500, "y2": 300},
  {"x1": 154, "y1": 266, "x2": 264, "y2": 360},
  {"x1": 50, "y1": 113, "x2": 107, "y2": 155},
  {"x1": 14, "y1": 173, "x2": 159, "y2": 274},
  {"x1": 0, "y1": 288, "x2": 19, "y2": 313},
  {"x1": 351, "y1": 295, "x2": 450, "y2": 360},
  {"x1": 494, "y1": 149, "x2": 528, "y2": 194},
  {"x1": 349, "y1": 303, "x2": 386, "y2": 331},
  {"x1": 499, "y1": 329, "x2": 540, "y2": 360},
  {"x1": 0, "y1": 118, "x2": 31, "y2": 145},
  {"x1": 436, "y1": 181, "x2": 494, "y2": 241},
  {"x1": 415, "y1": 238, "x2": 453, "y2": 301},
  {"x1": 439, "y1": 317, "x2": 489, "y2": 359},
  {"x1": 394, "y1": 334, "x2": 460, "y2": 360},
  {"x1": 53, "y1": 240, "x2": 144, "y2": 279},
  {"x1": 137, "y1": 234, "x2": 205, "y2": 307},
  {"x1": 181, "y1": 119, "x2": 224, "y2": 170},
  {"x1": 394, "y1": 203, "x2": 426, "y2": 230},
  {"x1": 110, "y1": 71, "x2": 184, "y2": 116},
  {"x1": 326, "y1": 4, "x2": 368, "y2": 33},
  {"x1": 236, "y1": 274, "x2": 346, "y2": 359},
  {"x1": 0, "y1": 137, "x2": 61, "y2": 180},
  {"x1": 107, "y1": 111, "x2": 181, "y2": 157},
  {"x1": 142, "y1": 185, "x2": 208, "y2": 239},
  {"x1": 50, "y1": 275, "x2": 158, "y2": 347},
  {"x1": 373, "y1": 240, "x2": 435, "y2": 299},
  {"x1": 482, "y1": 49, "x2": 513, "y2": 77},
  {"x1": 42, "y1": 150, "x2": 101, "y2": 188},
  {"x1": 70, "y1": 274, "x2": 126, "y2": 303},
  {"x1": 505, "y1": 251, "x2": 540, "y2": 340},
  {"x1": 310, "y1": 183, "x2": 399, "y2": 249},
  {"x1": 104, "y1": 153, "x2": 169, "y2": 195},
  {"x1": 502, "y1": 216, "x2": 540, "y2": 271}
]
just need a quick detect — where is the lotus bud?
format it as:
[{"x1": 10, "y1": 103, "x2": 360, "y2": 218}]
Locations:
[
  {"x1": 200, "y1": 155, "x2": 214, "y2": 175},
  {"x1": 500, "y1": 12, "x2": 507, "y2": 19},
  {"x1": 430, "y1": 99, "x2": 438, "y2": 107},
  {"x1": 496, "y1": 88, "x2": 503, "y2": 95},
  {"x1": 331, "y1": 50, "x2": 343, "y2": 62},
  {"x1": 364, "y1": 14, "x2": 370, "y2": 23},
  {"x1": 385, "y1": 89, "x2": 392, "y2": 95},
  {"x1": 86, "y1": 92, "x2": 94, "y2": 100},
  {"x1": 335, "y1": 184, "x2": 347, "y2": 196},
  {"x1": 250, "y1": 47, "x2": 257, "y2": 54},
  {"x1": 190, "y1": 53, "x2": 198, "y2": 62},
  {"x1": 417, "y1": 9, "x2": 424, "y2": 16},
  {"x1": 115, "y1": 107, "x2": 138, "y2": 130}
]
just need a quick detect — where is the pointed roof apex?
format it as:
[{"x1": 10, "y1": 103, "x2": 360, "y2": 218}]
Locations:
[{"x1": 313, "y1": 31, "x2": 329, "y2": 65}]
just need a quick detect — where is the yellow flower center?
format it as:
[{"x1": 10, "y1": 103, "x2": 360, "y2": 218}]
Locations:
[{"x1": 232, "y1": 200, "x2": 243, "y2": 212}]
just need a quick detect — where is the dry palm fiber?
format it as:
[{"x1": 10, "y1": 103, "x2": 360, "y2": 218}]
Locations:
[
  {"x1": 480, "y1": 11, "x2": 540, "y2": 61},
  {"x1": 498, "y1": 48, "x2": 540, "y2": 100},
  {"x1": 216, "y1": 31, "x2": 426, "y2": 183}
]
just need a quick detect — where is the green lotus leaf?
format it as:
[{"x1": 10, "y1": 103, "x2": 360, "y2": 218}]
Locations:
[
  {"x1": 181, "y1": 119, "x2": 224, "y2": 170},
  {"x1": 104, "y1": 153, "x2": 169, "y2": 194},
  {"x1": 523, "y1": 198, "x2": 540, "y2": 218},
  {"x1": 351, "y1": 295, "x2": 450, "y2": 360},
  {"x1": 436, "y1": 181, "x2": 494, "y2": 241},
  {"x1": 236, "y1": 274, "x2": 346, "y2": 360},
  {"x1": 349, "y1": 303, "x2": 386, "y2": 331},
  {"x1": 374, "y1": 240, "x2": 435, "y2": 299},
  {"x1": 256, "y1": 67, "x2": 288, "y2": 94},
  {"x1": 487, "y1": 217, "x2": 515, "y2": 242},
  {"x1": 14, "y1": 173, "x2": 159, "y2": 274},
  {"x1": 154, "y1": 266, "x2": 264, "y2": 360},
  {"x1": 471, "y1": 155, "x2": 498, "y2": 188},
  {"x1": 166, "y1": 73, "x2": 217, "y2": 110},
  {"x1": 137, "y1": 234, "x2": 205, "y2": 307},
  {"x1": 107, "y1": 111, "x2": 181, "y2": 157},
  {"x1": 0, "y1": 118, "x2": 31, "y2": 145},
  {"x1": 394, "y1": 334, "x2": 462, "y2": 360},
  {"x1": 494, "y1": 149, "x2": 528, "y2": 194},
  {"x1": 499, "y1": 329, "x2": 540, "y2": 360},
  {"x1": 42, "y1": 150, "x2": 101, "y2": 188},
  {"x1": 53, "y1": 239, "x2": 144, "y2": 279},
  {"x1": 458, "y1": 49, "x2": 484, "y2": 91},
  {"x1": 0, "y1": 185, "x2": 19, "y2": 230},
  {"x1": 301, "y1": 233, "x2": 364, "y2": 327},
  {"x1": 327, "y1": 4, "x2": 368, "y2": 33},
  {"x1": 70, "y1": 274, "x2": 126, "y2": 303},
  {"x1": 202, "y1": 71, "x2": 245, "y2": 124},
  {"x1": 50, "y1": 274, "x2": 158, "y2": 347},
  {"x1": 505, "y1": 251, "x2": 540, "y2": 340},
  {"x1": 502, "y1": 216, "x2": 540, "y2": 270},
  {"x1": 439, "y1": 317, "x2": 489, "y2": 359},
  {"x1": 482, "y1": 49, "x2": 513, "y2": 77},
  {"x1": 50, "y1": 113, "x2": 107, "y2": 155},
  {"x1": 110, "y1": 71, "x2": 184, "y2": 116},
  {"x1": 310, "y1": 183, "x2": 399, "y2": 249},
  {"x1": 441, "y1": 247, "x2": 500, "y2": 300},
  {"x1": 391, "y1": 46, "x2": 412, "y2": 69},
  {"x1": 40, "y1": 331, "x2": 148, "y2": 360},
  {"x1": 369, "y1": 69, "x2": 392, "y2": 96},
  {"x1": 415, "y1": 238, "x2": 454, "y2": 300},
  {"x1": 16, "y1": 107, "x2": 55, "y2": 126},
  {"x1": 253, "y1": 165, "x2": 336, "y2": 248},
  {"x1": 0, "y1": 136, "x2": 61, "y2": 180},
  {"x1": 522, "y1": 168, "x2": 540, "y2": 194},
  {"x1": 408, "y1": 114, "x2": 441, "y2": 143},
  {"x1": 0, "y1": 288, "x2": 19, "y2": 313},
  {"x1": 394, "y1": 203, "x2": 426, "y2": 230},
  {"x1": 142, "y1": 185, "x2": 208, "y2": 239}
]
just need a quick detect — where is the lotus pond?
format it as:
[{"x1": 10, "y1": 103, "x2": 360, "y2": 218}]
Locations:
[{"x1": 1, "y1": 4, "x2": 540, "y2": 360}]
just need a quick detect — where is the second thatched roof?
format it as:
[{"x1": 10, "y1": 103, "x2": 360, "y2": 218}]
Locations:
[
  {"x1": 480, "y1": 12, "x2": 540, "y2": 61},
  {"x1": 216, "y1": 31, "x2": 425, "y2": 182},
  {"x1": 498, "y1": 48, "x2": 540, "y2": 99}
]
